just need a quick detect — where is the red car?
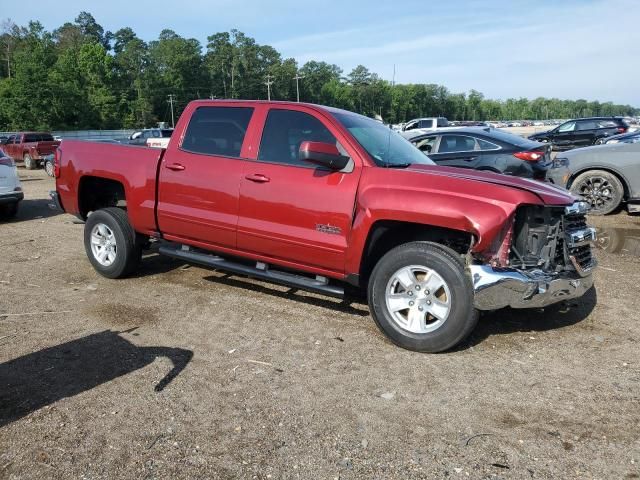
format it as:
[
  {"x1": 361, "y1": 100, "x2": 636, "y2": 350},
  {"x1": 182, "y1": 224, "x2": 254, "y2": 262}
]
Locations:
[
  {"x1": 51, "y1": 100, "x2": 596, "y2": 352},
  {"x1": 3, "y1": 132, "x2": 60, "y2": 169}
]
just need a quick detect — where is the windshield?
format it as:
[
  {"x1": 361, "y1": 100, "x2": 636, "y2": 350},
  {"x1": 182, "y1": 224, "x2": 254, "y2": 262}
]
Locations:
[{"x1": 332, "y1": 112, "x2": 434, "y2": 167}]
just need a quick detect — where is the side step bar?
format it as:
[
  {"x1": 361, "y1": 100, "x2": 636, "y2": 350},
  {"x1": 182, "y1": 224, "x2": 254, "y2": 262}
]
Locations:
[{"x1": 159, "y1": 244, "x2": 344, "y2": 298}]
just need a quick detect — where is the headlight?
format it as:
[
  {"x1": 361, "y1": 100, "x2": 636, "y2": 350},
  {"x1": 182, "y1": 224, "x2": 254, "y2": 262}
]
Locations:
[{"x1": 552, "y1": 157, "x2": 569, "y2": 168}]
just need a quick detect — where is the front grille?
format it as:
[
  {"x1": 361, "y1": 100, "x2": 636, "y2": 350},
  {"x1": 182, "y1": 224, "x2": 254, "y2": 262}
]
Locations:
[{"x1": 562, "y1": 213, "x2": 595, "y2": 272}]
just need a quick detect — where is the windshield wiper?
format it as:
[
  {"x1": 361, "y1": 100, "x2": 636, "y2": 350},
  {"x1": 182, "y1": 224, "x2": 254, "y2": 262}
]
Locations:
[{"x1": 383, "y1": 162, "x2": 411, "y2": 168}]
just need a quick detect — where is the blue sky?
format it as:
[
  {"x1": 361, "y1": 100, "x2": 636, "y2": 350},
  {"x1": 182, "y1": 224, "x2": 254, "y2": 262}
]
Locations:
[{"x1": 10, "y1": 0, "x2": 640, "y2": 105}]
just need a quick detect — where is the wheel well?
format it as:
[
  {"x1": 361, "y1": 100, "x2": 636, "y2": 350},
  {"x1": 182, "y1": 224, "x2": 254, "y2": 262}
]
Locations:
[
  {"x1": 568, "y1": 168, "x2": 629, "y2": 199},
  {"x1": 359, "y1": 221, "x2": 473, "y2": 285},
  {"x1": 78, "y1": 176, "x2": 126, "y2": 218}
]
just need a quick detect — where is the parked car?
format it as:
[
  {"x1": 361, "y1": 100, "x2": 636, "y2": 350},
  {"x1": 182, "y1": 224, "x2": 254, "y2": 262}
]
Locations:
[
  {"x1": 0, "y1": 149, "x2": 23, "y2": 218},
  {"x1": 51, "y1": 100, "x2": 595, "y2": 353},
  {"x1": 398, "y1": 117, "x2": 449, "y2": 138},
  {"x1": 528, "y1": 117, "x2": 629, "y2": 151},
  {"x1": 3, "y1": 132, "x2": 60, "y2": 169},
  {"x1": 547, "y1": 141, "x2": 640, "y2": 215},
  {"x1": 599, "y1": 129, "x2": 640, "y2": 145},
  {"x1": 406, "y1": 127, "x2": 552, "y2": 180},
  {"x1": 128, "y1": 128, "x2": 173, "y2": 146}
]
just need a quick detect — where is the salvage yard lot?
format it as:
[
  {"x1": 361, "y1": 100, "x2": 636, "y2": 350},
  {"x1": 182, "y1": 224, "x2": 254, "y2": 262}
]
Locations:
[{"x1": 1, "y1": 169, "x2": 639, "y2": 478}]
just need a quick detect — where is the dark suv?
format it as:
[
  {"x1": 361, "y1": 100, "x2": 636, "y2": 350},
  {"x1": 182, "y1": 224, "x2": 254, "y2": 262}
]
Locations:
[{"x1": 528, "y1": 117, "x2": 628, "y2": 150}]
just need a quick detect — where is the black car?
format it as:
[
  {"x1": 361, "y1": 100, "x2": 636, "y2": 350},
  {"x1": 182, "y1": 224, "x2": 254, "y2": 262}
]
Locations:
[
  {"x1": 407, "y1": 127, "x2": 551, "y2": 180},
  {"x1": 601, "y1": 129, "x2": 640, "y2": 145},
  {"x1": 528, "y1": 117, "x2": 628, "y2": 150}
]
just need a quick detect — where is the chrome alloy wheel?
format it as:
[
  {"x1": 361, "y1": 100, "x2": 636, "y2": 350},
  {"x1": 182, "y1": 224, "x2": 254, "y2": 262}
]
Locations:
[
  {"x1": 385, "y1": 265, "x2": 452, "y2": 334},
  {"x1": 90, "y1": 223, "x2": 117, "y2": 266}
]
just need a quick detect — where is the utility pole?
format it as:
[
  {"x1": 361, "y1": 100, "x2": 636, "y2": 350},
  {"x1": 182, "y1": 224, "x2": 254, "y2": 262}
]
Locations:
[
  {"x1": 265, "y1": 75, "x2": 274, "y2": 101},
  {"x1": 293, "y1": 73, "x2": 304, "y2": 102},
  {"x1": 167, "y1": 94, "x2": 176, "y2": 128}
]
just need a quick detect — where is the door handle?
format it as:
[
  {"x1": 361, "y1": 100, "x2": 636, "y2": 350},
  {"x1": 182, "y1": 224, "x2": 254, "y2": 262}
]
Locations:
[
  {"x1": 245, "y1": 173, "x2": 270, "y2": 183},
  {"x1": 460, "y1": 156, "x2": 478, "y2": 162},
  {"x1": 165, "y1": 163, "x2": 185, "y2": 171}
]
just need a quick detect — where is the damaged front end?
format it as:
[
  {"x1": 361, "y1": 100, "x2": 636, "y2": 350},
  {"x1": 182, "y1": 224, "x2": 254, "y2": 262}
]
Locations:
[{"x1": 469, "y1": 201, "x2": 596, "y2": 310}]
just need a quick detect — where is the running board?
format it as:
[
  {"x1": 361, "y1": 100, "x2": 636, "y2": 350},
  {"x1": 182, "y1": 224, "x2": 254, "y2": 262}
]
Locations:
[{"x1": 159, "y1": 244, "x2": 344, "y2": 298}]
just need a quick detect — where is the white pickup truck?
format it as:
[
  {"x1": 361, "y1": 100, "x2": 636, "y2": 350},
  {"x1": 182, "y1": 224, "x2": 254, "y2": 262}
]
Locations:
[{"x1": 398, "y1": 117, "x2": 452, "y2": 138}]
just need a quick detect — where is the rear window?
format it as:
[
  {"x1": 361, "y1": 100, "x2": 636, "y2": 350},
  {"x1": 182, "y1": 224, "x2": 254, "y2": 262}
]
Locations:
[
  {"x1": 477, "y1": 129, "x2": 533, "y2": 147},
  {"x1": 24, "y1": 133, "x2": 54, "y2": 142},
  {"x1": 437, "y1": 118, "x2": 449, "y2": 127},
  {"x1": 181, "y1": 107, "x2": 254, "y2": 157},
  {"x1": 161, "y1": 129, "x2": 173, "y2": 137}
]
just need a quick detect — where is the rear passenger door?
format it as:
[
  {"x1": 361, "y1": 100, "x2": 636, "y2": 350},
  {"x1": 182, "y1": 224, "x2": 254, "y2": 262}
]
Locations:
[
  {"x1": 157, "y1": 106, "x2": 255, "y2": 249},
  {"x1": 428, "y1": 134, "x2": 480, "y2": 169},
  {"x1": 574, "y1": 120, "x2": 599, "y2": 147},
  {"x1": 236, "y1": 106, "x2": 361, "y2": 274}
]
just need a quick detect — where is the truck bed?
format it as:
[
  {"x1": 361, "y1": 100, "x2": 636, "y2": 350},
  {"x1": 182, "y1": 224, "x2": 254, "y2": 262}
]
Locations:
[{"x1": 56, "y1": 140, "x2": 165, "y2": 235}]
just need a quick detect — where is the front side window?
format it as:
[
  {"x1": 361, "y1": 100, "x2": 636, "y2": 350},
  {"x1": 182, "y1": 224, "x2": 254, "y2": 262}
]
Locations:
[
  {"x1": 182, "y1": 106, "x2": 254, "y2": 157},
  {"x1": 258, "y1": 109, "x2": 337, "y2": 167},
  {"x1": 437, "y1": 135, "x2": 476, "y2": 153},
  {"x1": 404, "y1": 121, "x2": 418, "y2": 131},
  {"x1": 412, "y1": 136, "x2": 437, "y2": 153},
  {"x1": 558, "y1": 122, "x2": 576, "y2": 133}
]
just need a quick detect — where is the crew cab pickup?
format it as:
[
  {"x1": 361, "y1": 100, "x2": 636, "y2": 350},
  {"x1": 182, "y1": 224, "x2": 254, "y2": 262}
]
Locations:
[
  {"x1": 51, "y1": 100, "x2": 596, "y2": 352},
  {"x1": 4, "y1": 132, "x2": 60, "y2": 170}
]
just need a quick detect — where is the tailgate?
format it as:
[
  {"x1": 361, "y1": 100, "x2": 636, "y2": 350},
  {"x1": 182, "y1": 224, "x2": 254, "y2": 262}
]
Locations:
[{"x1": 36, "y1": 141, "x2": 60, "y2": 156}]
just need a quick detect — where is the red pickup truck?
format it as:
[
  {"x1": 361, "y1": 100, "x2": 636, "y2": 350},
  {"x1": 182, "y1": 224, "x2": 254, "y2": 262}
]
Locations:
[
  {"x1": 4, "y1": 132, "x2": 60, "y2": 169},
  {"x1": 51, "y1": 100, "x2": 596, "y2": 352}
]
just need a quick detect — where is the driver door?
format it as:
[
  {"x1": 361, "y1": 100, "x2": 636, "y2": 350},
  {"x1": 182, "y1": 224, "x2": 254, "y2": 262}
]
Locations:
[{"x1": 237, "y1": 106, "x2": 361, "y2": 273}]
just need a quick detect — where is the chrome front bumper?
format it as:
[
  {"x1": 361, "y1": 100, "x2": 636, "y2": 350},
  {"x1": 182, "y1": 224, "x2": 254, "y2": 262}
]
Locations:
[{"x1": 469, "y1": 265, "x2": 594, "y2": 310}]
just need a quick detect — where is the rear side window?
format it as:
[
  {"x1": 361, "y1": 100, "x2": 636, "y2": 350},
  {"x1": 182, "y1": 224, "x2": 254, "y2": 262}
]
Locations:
[
  {"x1": 258, "y1": 109, "x2": 337, "y2": 167},
  {"x1": 438, "y1": 135, "x2": 476, "y2": 153},
  {"x1": 597, "y1": 120, "x2": 618, "y2": 128},
  {"x1": 477, "y1": 138, "x2": 500, "y2": 150},
  {"x1": 24, "y1": 134, "x2": 54, "y2": 142},
  {"x1": 576, "y1": 120, "x2": 598, "y2": 131},
  {"x1": 182, "y1": 106, "x2": 254, "y2": 157},
  {"x1": 418, "y1": 119, "x2": 434, "y2": 129}
]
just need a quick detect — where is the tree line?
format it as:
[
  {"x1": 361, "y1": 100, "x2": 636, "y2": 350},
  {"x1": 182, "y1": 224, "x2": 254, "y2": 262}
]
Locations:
[{"x1": 0, "y1": 13, "x2": 637, "y2": 131}]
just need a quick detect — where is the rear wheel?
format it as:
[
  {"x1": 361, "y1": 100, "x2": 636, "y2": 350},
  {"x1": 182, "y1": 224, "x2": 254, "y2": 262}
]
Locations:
[
  {"x1": 84, "y1": 208, "x2": 142, "y2": 278},
  {"x1": 570, "y1": 170, "x2": 624, "y2": 215},
  {"x1": 23, "y1": 154, "x2": 36, "y2": 170},
  {"x1": 368, "y1": 242, "x2": 478, "y2": 353},
  {"x1": 44, "y1": 160, "x2": 54, "y2": 177}
]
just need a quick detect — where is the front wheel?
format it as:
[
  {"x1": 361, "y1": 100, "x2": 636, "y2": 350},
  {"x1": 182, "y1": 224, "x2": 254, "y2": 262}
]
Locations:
[
  {"x1": 368, "y1": 242, "x2": 478, "y2": 353},
  {"x1": 84, "y1": 208, "x2": 142, "y2": 278},
  {"x1": 570, "y1": 170, "x2": 624, "y2": 215}
]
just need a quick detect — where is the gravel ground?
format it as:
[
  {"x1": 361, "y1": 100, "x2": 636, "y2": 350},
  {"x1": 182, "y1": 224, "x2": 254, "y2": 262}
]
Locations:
[{"x1": 1, "y1": 169, "x2": 639, "y2": 479}]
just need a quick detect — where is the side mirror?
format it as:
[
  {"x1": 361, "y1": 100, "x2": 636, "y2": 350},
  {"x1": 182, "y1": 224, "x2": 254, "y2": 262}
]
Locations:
[{"x1": 298, "y1": 141, "x2": 350, "y2": 170}]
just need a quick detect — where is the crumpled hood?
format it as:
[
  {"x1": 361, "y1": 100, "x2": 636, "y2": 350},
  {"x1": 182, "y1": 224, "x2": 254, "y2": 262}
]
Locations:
[{"x1": 405, "y1": 164, "x2": 576, "y2": 205}]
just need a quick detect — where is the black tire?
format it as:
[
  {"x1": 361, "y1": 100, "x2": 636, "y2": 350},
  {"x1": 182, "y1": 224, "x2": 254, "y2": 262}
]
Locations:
[
  {"x1": 570, "y1": 169, "x2": 624, "y2": 215},
  {"x1": 0, "y1": 202, "x2": 18, "y2": 219},
  {"x1": 84, "y1": 208, "x2": 142, "y2": 278},
  {"x1": 44, "y1": 160, "x2": 54, "y2": 177},
  {"x1": 367, "y1": 241, "x2": 478, "y2": 353},
  {"x1": 23, "y1": 154, "x2": 36, "y2": 170}
]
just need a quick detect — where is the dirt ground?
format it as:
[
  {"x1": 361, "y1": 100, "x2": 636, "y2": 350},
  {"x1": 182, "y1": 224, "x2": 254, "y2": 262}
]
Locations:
[{"x1": 1, "y1": 168, "x2": 639, "y2": 479}]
